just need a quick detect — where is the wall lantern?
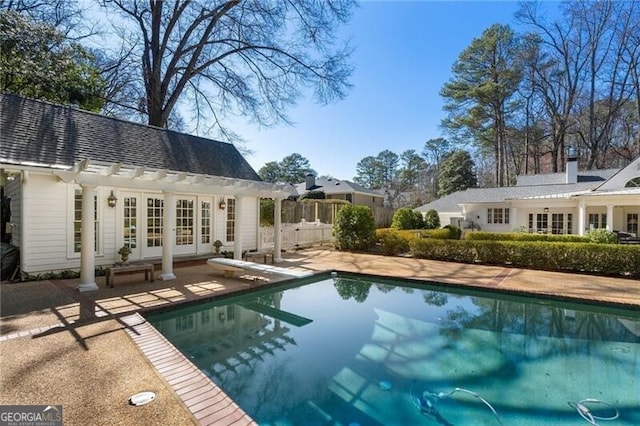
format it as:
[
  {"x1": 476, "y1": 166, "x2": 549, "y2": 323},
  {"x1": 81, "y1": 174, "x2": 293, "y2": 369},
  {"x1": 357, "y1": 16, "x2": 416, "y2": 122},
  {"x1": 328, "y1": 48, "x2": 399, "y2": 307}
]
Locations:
[
  {"x1": 543, "y1": 207, "x2": 549, "y2": 213},
  {"x1": 218, "y1": 197, "x2": 226, "y2": 210},
  {"x1": 107, "y1": 190, "x2": 118, "y2": 208}
]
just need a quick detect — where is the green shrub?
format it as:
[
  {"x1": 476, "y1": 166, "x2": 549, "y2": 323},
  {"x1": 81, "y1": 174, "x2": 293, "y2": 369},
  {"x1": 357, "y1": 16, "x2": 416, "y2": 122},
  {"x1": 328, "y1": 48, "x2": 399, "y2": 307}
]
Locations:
[
  {"x1": 443, "y1": 225, "x2": 462, "y2": 240},
  {"x1": 376, "y1": 228, "x2": 414, "y2": 255},
  {"x1": 333, "y1": 205, "x2": 376, "y2": 251},
  {"x1": 420, "y1": 226, "x2": 461, "y2": 240},
  {"x1": 408, "y1": 239, "x2": 640, "y2": 277},
  {"x1": 391, "y1": 208, "x2": 424, "y2": 230},
  {"x1": 584, "y1": 228, "x2": 618, "y2": 244},
  {"x1": 465, "y1": 232, "x2": 589, "y2": 243},
  {"x1": 423, "y1": 209, "x2": 441, "y2": 229},
  {"x1": 410, "y1": 239, "x2": 476, "y2": 263}
]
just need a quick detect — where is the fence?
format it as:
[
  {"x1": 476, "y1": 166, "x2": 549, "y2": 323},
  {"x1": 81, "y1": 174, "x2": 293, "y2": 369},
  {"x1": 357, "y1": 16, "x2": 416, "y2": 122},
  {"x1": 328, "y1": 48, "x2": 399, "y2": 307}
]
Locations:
[
  {"x1": 258, "y1": 200, "x2": 394, "y2": 250},
  {"x1": 277, "y1": 200, "x2": 393, "y2": 228},
  {"x1": 260, "y1": 220, "x2": 334, "y2": 250}
]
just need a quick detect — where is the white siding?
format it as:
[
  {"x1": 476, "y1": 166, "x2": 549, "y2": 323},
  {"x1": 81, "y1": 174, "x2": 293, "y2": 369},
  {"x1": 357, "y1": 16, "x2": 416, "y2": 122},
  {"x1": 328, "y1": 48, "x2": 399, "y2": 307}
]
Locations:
[
  {"x1": 22, "y1": 174, "x2": 71, "y2": 272},
  {"x1": 241, "y1": 197, "x2": 258, "y2": 250}
]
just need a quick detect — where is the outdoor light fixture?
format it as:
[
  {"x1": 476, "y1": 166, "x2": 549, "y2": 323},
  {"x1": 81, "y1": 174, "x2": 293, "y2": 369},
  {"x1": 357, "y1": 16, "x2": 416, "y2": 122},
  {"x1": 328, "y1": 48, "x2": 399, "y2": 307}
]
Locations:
[
  {"x1": 219, "y1": 197, "x2": 226, "y2": 210},
  {"x1": 543, "y1": 207, "x2": 549, "y2": 213},
  {"x1": 107, "y1": 190, "x2": 118, "y2": 208}
]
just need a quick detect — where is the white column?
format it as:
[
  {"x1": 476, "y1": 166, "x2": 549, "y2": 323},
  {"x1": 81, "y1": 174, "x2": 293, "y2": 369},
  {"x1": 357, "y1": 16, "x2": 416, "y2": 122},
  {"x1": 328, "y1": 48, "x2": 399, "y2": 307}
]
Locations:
[
  {"x1": 233, "y1": 195, "x2": 244, "y2": 260},
  {"x1": 78, "y1": 184, "x2": 98, "y2": 292},
  {"x1": 511, "y1": 207, "x2": 518, "y2": 230},
  {"x1": 160, "y1": 191, "x2": 176, "y2": 280},
  {"x1": 578, "y1": 200, "x2": 586, "y2": 236},
  {"x1": 274, "y1": 198, "x2": 283, "y2": 263},
  {"x1": 606, "y1": 205, "x2": 614, "y2": 231},
  {"x1": 256, "y1": 199, "x2": 262, "y2": 251}
]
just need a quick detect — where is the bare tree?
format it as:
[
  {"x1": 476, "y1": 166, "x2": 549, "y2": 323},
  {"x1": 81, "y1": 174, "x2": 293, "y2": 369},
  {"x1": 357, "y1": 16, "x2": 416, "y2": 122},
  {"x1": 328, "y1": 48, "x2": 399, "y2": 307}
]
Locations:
[
  {"x1": 99, "y1": 0, "x2": 355, "y2": 134},
  {"x1": 516, "y1": 0, "x2": 640, "y2": 171},
  {"x1": 569, "y1": 0, "x2": 640, "y2": 169},
  {"x1": 517, "y1": 1, "x2": 591, "y2": 172}
]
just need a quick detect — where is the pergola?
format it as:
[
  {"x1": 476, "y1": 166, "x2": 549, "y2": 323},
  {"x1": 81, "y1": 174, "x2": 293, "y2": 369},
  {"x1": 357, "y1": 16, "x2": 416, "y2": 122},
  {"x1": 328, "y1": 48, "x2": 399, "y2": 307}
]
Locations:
[{"x1": 52, "y1": 159, "x2": 294, "y2": 292}]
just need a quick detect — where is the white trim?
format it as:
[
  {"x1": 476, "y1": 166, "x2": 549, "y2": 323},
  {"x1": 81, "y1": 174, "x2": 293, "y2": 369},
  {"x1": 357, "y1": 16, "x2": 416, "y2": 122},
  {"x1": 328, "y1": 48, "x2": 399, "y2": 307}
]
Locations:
[{"x1": 52, "y1": 160, "x2": 293, "y2": 199}]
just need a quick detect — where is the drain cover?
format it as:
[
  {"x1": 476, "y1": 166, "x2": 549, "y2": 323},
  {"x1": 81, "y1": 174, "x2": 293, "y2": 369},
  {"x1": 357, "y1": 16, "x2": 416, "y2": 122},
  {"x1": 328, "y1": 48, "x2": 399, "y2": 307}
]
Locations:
[{"x1": 128, "y1": 391, "x2": 156, "y2": 406}]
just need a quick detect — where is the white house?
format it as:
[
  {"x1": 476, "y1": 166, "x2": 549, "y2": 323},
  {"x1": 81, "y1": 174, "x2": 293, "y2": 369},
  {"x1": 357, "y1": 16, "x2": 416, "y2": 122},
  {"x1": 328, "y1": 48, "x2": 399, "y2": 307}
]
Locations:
[
  {"x1": 0, "y1": 93, "x2": 293, "y2": 290},
  {"x1": 416, "y1": 152, "x2": 640, "y2": 236}
]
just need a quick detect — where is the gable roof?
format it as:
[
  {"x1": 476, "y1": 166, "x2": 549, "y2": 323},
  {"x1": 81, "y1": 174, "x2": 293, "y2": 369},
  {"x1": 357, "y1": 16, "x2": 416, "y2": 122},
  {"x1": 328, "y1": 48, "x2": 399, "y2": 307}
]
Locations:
[
  {"x1": 416, "y1": 159, "x2": 640, "y2": 213},
  {"x1": 0, "y1": 93, "x2": 260, "y2": 181},
  {"x1": 292, "y1": 177, "x2": 383, "y2": 197},
  {"x1": 415, "y1": 182, "x2": 601, "y2": 212}
]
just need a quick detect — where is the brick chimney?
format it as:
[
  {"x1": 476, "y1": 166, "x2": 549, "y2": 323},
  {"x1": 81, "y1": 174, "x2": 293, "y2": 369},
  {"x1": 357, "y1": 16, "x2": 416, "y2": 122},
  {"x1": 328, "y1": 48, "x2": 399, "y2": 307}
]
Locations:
[
  {"x1": 305, "y1": 173, "x2": 316, "y2": 190},
  {"x1": 566, "y1": 147, "x2": 578, "y2": 184}
]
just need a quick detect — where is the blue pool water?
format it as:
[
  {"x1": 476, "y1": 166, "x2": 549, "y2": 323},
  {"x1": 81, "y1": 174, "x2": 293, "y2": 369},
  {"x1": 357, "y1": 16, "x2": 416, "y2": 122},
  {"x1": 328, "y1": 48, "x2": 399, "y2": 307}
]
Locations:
[{"x1": 146, "y1": 273, "x2": 640, "y2": 425}]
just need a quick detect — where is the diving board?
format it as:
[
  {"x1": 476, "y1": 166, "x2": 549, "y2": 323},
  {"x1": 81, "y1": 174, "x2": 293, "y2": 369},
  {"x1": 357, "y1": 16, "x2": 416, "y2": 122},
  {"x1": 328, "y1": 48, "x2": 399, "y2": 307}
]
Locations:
[{"x1": 207, "y1": 257, "x2": 313, "y2": 278}]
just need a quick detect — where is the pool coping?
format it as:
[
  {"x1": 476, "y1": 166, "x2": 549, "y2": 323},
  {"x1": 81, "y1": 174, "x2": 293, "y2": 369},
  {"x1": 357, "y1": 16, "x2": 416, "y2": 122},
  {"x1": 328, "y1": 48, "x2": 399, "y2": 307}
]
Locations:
[{"x1": 121, "y1": 312, "x2": 257, "y2": 426}]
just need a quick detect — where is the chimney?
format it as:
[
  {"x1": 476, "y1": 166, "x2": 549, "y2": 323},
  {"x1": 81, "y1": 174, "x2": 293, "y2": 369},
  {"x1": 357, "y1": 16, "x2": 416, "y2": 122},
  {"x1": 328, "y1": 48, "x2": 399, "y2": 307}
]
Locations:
[
  {"x1": 305, "y1": 173, "x2": 316, "y2": 190},
  {"x1": 566, "y1": 147, "x2": 577, "y2": 184}
]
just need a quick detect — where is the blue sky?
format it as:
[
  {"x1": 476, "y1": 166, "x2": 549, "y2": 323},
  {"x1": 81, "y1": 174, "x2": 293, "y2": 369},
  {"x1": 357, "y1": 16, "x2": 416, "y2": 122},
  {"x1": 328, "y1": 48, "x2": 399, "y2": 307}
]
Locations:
[{"x1": 234, "y1": 1, "x2": 526, "y2": 180}]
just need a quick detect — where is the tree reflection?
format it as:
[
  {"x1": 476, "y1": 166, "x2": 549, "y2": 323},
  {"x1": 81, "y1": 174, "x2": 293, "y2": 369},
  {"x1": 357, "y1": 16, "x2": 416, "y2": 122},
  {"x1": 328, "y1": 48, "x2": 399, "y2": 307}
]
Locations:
[
  {"x1": 333, "y1": 278, "x2": 372, "y2": 302},
  {"x1": 423, "y1": 291, "x2": 448, "y2": 306},
  {"x1": 435, "y1": 295, "x2": 639, "y2": 349}
]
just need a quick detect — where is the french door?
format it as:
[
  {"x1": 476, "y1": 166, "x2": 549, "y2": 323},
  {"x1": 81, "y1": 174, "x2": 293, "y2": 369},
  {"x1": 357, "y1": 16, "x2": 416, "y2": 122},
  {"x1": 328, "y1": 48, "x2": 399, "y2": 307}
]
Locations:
[
  {"x1": 174, "y1": 197, "x2": 196, "y2": 255},
  {"x1": 144, "y1": 195, "x2": 164, "y2": 258},
  {"x1": 123, "y1": 193, "x2": 200, "y2": 259},
  {"x1": 121, "y1": 193, "x2": 142, "y2": 261}
]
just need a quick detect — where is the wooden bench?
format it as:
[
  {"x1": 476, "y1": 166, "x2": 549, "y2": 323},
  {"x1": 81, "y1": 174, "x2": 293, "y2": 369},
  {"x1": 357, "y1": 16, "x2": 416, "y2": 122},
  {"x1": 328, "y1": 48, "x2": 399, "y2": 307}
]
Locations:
[{"x1": 106, "y1": 263, "x2": 154, "y2": 288}]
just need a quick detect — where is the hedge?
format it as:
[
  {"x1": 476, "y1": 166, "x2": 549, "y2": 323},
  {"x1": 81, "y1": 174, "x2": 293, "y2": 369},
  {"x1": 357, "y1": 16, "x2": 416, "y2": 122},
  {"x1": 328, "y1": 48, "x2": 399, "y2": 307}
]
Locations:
[
  {"x1": 410, "y1": 239, "x2": 640, "y2": 277},
  {"x1": 375, "y1": 228, "x2": 418, "y2": 255},
  {"x1": 465, "y1": 232, "x2": 589, "y2": 243}
]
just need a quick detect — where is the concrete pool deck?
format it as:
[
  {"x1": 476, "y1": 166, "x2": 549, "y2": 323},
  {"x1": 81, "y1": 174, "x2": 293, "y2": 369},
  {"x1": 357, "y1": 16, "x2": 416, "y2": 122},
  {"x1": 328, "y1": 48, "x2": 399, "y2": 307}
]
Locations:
[{"x1": 1, "y1": 248, "x2": 639, "y2": 425}]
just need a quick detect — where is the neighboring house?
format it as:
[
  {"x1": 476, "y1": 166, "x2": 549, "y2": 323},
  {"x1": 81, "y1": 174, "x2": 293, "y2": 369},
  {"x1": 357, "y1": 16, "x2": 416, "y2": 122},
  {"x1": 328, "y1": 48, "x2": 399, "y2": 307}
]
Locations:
[
  {"x1": 292, "y1": 174, "x2": 384, "y2": 208},
  {"x1": 416, "y1": 152, "x2": 640, "y2": 236},
  {"x1": 0, "y1": 93, "x2": 292, "y2": 290}
]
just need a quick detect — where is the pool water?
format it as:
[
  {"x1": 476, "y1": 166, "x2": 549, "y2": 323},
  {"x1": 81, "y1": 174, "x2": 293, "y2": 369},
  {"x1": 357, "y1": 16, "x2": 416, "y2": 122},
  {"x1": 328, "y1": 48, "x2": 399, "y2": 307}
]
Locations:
[{"x1": 146, "y1": 274, "x2": 640, "y2": 425}]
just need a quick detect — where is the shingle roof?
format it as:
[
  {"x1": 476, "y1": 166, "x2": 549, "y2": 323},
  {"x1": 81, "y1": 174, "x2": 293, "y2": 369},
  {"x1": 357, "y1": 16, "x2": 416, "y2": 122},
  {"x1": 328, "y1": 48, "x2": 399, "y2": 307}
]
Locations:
[
  {"x1": 415, "y1": 182, "x2": 604, "y2": 212},
  {"x1": 0, "y1": 93, "x2": 260, "y2": 180},
  {"x1": 292, "y1": 177, "x2": 383, "y2": 197}
]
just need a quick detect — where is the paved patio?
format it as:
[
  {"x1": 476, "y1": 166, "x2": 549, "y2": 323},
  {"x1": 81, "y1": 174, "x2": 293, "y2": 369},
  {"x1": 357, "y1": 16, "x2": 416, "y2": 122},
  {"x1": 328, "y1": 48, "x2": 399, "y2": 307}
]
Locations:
[{"x1": 1, "y1": 248, "x2": 638, "y2": 425}]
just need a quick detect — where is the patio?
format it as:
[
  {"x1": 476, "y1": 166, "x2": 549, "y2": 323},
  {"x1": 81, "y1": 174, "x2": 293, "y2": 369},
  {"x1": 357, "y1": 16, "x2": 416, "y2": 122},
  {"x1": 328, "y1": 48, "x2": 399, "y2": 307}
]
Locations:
[{"x1": 1, "y1": 248, "x2": 639, "y2": 425}]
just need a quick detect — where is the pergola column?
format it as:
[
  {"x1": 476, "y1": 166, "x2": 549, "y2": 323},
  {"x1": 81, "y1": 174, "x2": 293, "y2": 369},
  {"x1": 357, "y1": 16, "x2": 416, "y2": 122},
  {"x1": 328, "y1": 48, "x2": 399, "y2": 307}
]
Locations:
[
  {"x1": 233, "y1": 195, "x2": 245, "y2": 260},
  {"x1": 273, "y1": 198, "x2": 283, "y2": 263},
  {"x1": 578, "y1": 200, "x2": 586, "y2": 236},
  {"x1": 160, "y1": 191, "x2": 176, "y2": 280},
  {"x1": 78, "y1": 184, "x2": 98, "y2": 292},
  {"x1": 606, "y1": 205, "x2": 614, "y2": 231}
]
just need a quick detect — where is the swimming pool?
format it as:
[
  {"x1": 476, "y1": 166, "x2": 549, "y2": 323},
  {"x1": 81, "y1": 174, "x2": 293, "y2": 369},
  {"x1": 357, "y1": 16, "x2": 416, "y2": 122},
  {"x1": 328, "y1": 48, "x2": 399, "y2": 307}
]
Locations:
[{"x1": 146, "y1": 273, "x2": 640, "y2": 425}]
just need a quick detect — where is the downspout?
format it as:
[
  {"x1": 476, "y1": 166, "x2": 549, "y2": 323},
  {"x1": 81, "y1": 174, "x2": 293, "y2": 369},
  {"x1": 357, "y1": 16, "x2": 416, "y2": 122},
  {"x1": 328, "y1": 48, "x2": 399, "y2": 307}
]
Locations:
[{"x1": 20, "y1": 170, "x2": 28, "y2": 276}]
